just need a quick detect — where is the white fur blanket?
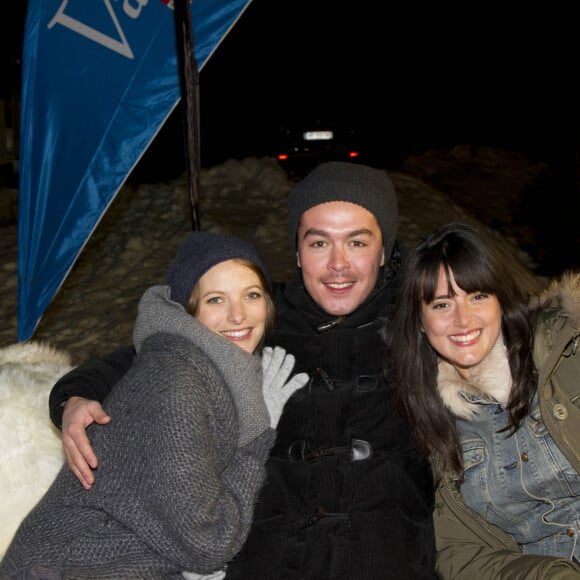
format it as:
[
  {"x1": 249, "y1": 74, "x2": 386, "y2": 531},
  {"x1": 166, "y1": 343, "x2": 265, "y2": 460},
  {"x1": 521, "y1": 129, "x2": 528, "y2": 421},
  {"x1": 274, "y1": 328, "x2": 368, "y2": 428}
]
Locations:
[{"x1": 0, "y1": 341, "x2": 72, "y2": 558}]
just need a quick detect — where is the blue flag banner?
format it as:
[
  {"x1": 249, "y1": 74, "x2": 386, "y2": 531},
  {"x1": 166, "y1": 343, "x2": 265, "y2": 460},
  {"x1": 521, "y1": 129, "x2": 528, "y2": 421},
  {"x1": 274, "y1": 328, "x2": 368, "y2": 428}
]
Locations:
[{"x1": 18, "y1": 0, "x2": 251, "y2": 341}]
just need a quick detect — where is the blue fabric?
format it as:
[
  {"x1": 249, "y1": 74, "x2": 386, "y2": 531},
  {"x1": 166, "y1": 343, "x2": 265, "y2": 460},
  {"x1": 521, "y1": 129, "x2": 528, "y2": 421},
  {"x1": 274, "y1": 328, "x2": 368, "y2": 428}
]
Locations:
[{"x1": 17, "y1": 0, "x2": 252, "y2": 341}]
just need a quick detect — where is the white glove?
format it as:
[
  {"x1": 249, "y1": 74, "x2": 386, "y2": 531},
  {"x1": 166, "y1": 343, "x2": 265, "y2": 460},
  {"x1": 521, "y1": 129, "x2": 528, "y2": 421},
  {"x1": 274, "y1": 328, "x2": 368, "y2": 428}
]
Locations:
[
  {"x1": 261, "y1": 346, "x2": 309, "y2": 428},
  {"x1": 182, "y1": 570, "x2": 226, "y2": 579}
]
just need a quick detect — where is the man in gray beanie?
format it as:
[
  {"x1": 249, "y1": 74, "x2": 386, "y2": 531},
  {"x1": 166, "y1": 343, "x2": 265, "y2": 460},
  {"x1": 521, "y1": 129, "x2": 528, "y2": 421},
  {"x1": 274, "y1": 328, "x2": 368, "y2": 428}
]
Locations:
[
  {"x1": 49, "y1": 162, "x2": 438, "y2": 579},
  {"x1": 287, "y1": 160, "x2": 398, "y2": 258}
]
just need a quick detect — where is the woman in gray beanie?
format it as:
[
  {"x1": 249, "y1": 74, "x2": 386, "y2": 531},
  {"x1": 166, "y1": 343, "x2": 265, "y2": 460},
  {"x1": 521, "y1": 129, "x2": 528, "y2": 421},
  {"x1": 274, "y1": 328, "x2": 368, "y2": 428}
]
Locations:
[{"x1": 0, "y1": 232, "x2": 308, "y2": 580}]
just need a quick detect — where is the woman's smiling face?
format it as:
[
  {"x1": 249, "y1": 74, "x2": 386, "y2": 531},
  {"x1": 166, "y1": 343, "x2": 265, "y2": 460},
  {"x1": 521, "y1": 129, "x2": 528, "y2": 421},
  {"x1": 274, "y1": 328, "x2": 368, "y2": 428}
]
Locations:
[
  {"x1": 195, "y1": 259, "x2": 267, "y2": 354},
  {"x1": 421, "y1": 265, "x2": 502, "y2": 379}
]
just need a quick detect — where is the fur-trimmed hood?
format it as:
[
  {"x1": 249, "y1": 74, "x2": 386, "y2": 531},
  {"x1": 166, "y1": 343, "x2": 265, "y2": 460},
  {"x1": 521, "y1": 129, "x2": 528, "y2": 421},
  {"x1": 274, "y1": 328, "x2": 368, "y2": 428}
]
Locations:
[
  {"x1": 437, "y1": 270, "x2": 580, "y2": 420},
  {"x1": 530, "y1": 270, "x2": 580, "y2": 327}
]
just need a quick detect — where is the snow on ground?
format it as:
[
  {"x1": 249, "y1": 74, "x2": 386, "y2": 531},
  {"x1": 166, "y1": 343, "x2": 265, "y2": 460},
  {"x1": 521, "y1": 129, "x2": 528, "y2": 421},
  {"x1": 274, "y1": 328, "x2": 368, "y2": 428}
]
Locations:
[{"x1": 0, "y1": 152, "x2": 549, "y2": 365}]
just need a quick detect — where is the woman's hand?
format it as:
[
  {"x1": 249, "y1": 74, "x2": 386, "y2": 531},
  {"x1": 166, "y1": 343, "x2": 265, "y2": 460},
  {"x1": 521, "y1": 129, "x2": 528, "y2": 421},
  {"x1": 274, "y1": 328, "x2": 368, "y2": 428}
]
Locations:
[{"x1": 261, "y1": 346, "x2": 309, "y2": 428}]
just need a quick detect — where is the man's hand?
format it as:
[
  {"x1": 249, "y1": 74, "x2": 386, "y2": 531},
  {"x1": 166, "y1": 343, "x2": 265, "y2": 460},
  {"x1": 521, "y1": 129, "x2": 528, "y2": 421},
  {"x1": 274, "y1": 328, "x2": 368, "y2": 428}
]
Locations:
[{"x1": 61, "y1": 396, "x2": 111, "y2": 490}]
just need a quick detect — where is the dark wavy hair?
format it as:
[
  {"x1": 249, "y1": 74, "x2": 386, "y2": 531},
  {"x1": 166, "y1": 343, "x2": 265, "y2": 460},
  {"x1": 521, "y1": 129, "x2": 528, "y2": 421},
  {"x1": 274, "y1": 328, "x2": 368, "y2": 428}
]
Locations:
[{"x1": 387, "y1": 223, "x2": 537, "y2": 479}]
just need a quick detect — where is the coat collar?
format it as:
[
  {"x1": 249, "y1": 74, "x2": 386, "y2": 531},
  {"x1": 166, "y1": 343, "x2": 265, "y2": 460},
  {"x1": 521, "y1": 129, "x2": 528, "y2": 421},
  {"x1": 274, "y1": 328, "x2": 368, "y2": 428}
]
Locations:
[{"x1": 437, "y1": 336, "x2": 511, "y2": 420}]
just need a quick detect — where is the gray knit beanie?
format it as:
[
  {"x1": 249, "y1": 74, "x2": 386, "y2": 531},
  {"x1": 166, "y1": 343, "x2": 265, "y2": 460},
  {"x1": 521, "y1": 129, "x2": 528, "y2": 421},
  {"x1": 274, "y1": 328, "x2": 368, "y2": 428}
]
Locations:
[
  {"x1": 287, "y1": 161, "x2": 398, "y2": 258},
  {"x1": 165, "y1": 232, "x2": 270, "y2": 308}
]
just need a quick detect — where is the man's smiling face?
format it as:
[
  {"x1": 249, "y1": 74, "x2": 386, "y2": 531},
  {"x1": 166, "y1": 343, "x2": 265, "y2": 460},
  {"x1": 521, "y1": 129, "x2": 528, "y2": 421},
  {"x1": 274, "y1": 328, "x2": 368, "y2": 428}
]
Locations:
[{"x1": 296, "y1": 201, "x2": 385, "y2": 316}]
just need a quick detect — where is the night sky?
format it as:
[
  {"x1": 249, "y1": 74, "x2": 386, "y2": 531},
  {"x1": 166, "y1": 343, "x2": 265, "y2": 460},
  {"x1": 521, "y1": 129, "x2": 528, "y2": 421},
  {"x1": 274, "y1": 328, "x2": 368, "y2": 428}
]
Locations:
[
  {"x1": 2, "y1": 2, "x2": 569, "y2": 171},
  {"x1": 1, "y1": 2, "x2": 576, "y2": 274},
  {"x1": 196, "y1": 1, "x2": 564, "y2": 166}
]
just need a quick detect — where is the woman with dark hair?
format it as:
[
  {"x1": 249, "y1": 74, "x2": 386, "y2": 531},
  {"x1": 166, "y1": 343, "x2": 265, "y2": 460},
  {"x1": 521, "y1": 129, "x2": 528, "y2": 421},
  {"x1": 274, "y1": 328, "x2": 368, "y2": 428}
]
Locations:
[{"x1": 388, "y1": 222, "x2": 580, "y2": 579}]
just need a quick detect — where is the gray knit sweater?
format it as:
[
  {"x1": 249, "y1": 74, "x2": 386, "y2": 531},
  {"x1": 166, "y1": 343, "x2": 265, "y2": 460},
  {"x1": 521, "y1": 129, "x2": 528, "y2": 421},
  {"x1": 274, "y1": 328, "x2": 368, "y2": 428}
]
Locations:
[{"x1": 0, "y1": 286, "x2": 276, "y2": 579}]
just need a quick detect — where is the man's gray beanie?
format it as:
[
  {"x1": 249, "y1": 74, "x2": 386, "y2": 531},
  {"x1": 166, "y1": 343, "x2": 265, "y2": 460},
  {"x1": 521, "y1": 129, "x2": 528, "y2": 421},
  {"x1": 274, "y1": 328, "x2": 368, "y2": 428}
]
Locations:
[{"x1": 287, "y1": 161, "x2": 399, "y2": 258}]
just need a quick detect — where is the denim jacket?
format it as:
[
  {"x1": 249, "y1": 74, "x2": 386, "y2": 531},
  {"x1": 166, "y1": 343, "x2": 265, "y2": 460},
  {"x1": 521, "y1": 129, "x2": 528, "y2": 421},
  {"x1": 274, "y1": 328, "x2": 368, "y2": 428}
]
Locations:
[
  {"x1": 458, "y1": 390, "x2": 579, "y2": 560},
  {"x1": 434, "y1": 271, "x2": 580, "y2": 580}
]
